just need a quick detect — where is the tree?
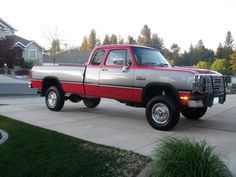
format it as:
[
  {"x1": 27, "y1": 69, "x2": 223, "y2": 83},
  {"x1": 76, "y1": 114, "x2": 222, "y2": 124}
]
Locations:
[
  {"x1": 211, "y1": 59, "x2": 229, "y2": 75},
  {"x1": 0, "y1": 38, "x2": 15, "y2": 68},
  {"x1": 216, "y1": 43, "x2": 224, "y2": 59},
  {"x1": 50, "y1": 39, "x2": 60, "y2": 55},
  {"x1": 110, "y1": 34, "x2": 118, "y2": 44},
  {"x1": 80, "y1": 36, "x2": 89, "y2": 51},
  {"x1": 230, "y1": 52, "x2": 236, "y2": 73},
  {"x1": 88, "y1": 29, "x2": 97, "y2": 50},
  {"x1": 44, "y1": 27, "x2": 63, "y2": 65},
  {"x1": 127, "y1": 35, "x2": 136, "y2": 44},
  {"x1": 225, "y1": 31, "x2": 234, "y2": 48},
  {"x1": 103, "y1": 35, "x2": 110, "y2": 45},
  {"x1": 118, "y1": 35, "x2": 124, "y2": 44},
  {"x1": 222, "y1": 31, "x2": 234, "y2": 61},
  {"x1": 151, "y1": 34, "x2": 164, "y2": 51},
  {"x1": 195, "y1": 40, "x2": 205, "y2": 52},
  {"x1": 170, "y1": 43, "x2": 180, "y2": 64},
  {"x1": 137, "y1": 24, "x2": 151, "y2": 46},
  {"x1": 195, "y1": 61, "x2": 209, "y2": 69}
]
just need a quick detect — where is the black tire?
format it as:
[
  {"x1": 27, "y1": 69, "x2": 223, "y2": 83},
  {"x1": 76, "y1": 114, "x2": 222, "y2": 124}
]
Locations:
[
  {"x1": 146, "y1": 95, "x2": 180, "y2": 131},
  {"x1": 45, "y1": 86, "x2": 65, "y2": 111},
  {"x1": 83, "y1": 98, "x2": 101, "y2": 108},
  {"x1": 181, "y1": 107, "x2": 207, "y2": 119}
]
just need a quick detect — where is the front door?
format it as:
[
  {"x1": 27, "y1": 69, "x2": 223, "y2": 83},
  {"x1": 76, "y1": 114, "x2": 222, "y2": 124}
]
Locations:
[{"x1": 99, "y1": 49, "x2": 135, "y2": 101}]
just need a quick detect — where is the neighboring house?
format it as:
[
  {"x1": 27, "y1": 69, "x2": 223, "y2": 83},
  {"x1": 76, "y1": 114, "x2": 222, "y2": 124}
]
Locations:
[
  {"x1": 0, "y1": 18, "x2": 16, "y2": 39},
  {"x1": 0, "y1": 18, "x2": 43, "y2": 65},
  {"x1": 43, "y1": 49, "x2": 91, "y2": 65}
]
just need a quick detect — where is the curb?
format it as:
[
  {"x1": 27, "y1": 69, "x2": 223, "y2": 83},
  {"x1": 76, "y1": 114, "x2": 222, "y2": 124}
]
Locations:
[
  {"x1": 0, "y1": 129, "x2": 9, "y2": 144},
  {"x1": 136, "y1": 162, "x2": 152, "y2": 177}
]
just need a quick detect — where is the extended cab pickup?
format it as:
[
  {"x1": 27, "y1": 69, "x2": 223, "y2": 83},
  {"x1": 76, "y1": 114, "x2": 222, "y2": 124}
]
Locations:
[{"x1": 30, "y1": 44, "x2": 226, "y2": 130}]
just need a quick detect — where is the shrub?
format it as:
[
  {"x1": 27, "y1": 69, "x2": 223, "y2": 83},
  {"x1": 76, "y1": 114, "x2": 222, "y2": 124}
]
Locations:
[
  {"x1": 21, "y1": 61, "x2": 34, "y2": 69},
  {"x1": 14, "y1": 69, "x2": 29, "y2": 76},
  {"x1": 0, "y1": 68, "x2": 5, "y2": 74},
  {"x1": 150, "y1": 137, "x2": 232, "y2": 177}
]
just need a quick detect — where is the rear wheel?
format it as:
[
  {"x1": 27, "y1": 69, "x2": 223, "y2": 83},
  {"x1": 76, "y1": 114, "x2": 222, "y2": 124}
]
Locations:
[
  {"x1": 181, "y1": 107, "x2": 207, "y2": 119},
  {"x1": 45, "y1": 86, "x2": 65, "y2": 111},
  {"x1": 83, "y1": 98, "x2": 101, "y2": 108},
  {"x1": 146, "y1": 95, "x2": 180, "y2": 131}
]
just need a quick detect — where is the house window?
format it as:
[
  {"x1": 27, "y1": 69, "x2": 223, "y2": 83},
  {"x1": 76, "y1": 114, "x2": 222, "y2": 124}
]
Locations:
[{"x1": 28, "y1": 49, "x2": 37, "y2": 59}]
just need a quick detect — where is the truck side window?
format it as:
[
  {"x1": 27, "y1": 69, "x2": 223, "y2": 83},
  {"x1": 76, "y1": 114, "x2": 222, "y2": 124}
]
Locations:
[
  {"x1": 106, "y1": 50, "x2": 132, "y2": 66},
  {"x1": 91, "y1": 50, "x2": 104, "y2": 65}
]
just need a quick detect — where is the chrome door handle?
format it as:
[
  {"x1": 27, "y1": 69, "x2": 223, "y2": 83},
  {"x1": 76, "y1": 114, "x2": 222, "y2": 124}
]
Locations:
[{"x1": 102, "y1": 68, "x2": 108, "y2": 71}]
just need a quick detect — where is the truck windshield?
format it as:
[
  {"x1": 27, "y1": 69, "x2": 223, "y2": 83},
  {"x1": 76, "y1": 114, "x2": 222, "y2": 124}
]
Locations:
[{"x1": 132, "y1": 47, "x2": 171, "y2": 67}]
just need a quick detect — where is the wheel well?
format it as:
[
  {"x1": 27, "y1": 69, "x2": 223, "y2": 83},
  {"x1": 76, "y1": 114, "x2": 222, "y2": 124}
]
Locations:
[
  {"x1": 41, "y1": 77, "x2": 62, "y2": 96},
  {"x1": 142, "y1": 84, "x2": 180, "y2": 106}
]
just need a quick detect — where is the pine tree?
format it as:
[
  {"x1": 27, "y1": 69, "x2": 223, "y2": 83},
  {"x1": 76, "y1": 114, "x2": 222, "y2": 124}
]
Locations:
[
  {"x1": 110, "y1": 34, "x2": 118, "y2": 44},
  {"x1": 137, "y1": 24, "x2": 151, "y2": 46},
  {"x1": 127, "y1": 36, "x2": 136, "y2": 44},
  {"x1": 151, "y1": 34, "x2": 164, "y2": 51},
  {"x1": 80, "y1": 36, "x2": 89, "y2": 51},
  {"x1": 88, "y1": 29, "x2": 97, "y2": 50},
  {"x1": 118, "y1": 35, "x2": 124, "y2": 44},
  {"x1": 103, "y1": 35, "x2": 110, "y2": 45},
  {"x1": 225, "y1": 31, "x2": 234, "y2": 48},
  {"x1": 216, "y1": 43, "x2": 224, "y2": 59}
]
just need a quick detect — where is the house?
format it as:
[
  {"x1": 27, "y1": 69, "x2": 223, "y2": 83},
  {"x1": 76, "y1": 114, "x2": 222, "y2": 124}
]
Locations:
[
  {"x1": 0, "y1": 18, "x2": 43, "y2": 65},
  {"x1": 43, "y1": 49, "x2": 91, "y2": 65}
]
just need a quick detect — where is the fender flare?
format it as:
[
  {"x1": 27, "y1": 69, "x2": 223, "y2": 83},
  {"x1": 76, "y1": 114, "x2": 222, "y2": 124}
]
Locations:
[{"x1": 142, "y1": 82, "x2": 181, "y2": 104}]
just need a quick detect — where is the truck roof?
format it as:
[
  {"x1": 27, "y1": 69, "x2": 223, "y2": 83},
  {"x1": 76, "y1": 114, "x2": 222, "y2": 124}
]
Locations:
[{"x1": 94, "y1": 44, "x2": 157, "y2": 50}]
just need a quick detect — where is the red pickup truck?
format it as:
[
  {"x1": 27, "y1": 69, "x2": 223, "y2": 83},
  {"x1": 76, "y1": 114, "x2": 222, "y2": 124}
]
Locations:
[{"x1": 30, "y1": 44, "x2": 226, "y2": 130}]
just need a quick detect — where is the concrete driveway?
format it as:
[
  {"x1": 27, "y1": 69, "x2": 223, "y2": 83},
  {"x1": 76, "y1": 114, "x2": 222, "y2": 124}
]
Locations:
[
  {"x1": 0, "y1": 95, "x2": 236, "y2": 175},
  {"x1": 0, "y1": 74, "x2": 37, "y2": 95}
]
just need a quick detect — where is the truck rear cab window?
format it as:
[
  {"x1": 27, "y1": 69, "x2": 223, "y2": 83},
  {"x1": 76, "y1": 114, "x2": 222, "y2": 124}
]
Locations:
[
  {"x1": 91, "y1": 50, "x2": 104, "y2": 65},
  {"x1": 105, "y1": 49, "x2": 132, "y2": 66}
]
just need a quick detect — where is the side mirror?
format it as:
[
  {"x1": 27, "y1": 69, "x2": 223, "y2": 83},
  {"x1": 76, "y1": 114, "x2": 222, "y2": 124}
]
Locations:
[
  {"x1": 122, "y1": 65, "x2": 129, "y2": 72},
  {"x1": 122, "y1": 60, "x2": 132, "y2": 72}
]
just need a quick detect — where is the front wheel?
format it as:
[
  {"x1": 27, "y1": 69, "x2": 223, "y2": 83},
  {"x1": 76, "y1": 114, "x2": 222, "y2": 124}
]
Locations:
[
  {"x1": 181, "y1": 107, "x2": 207, "y2": 119},
  {"x1": 45, "y1": 86, "x2": 65, "y2": 111},
  {"x1": 146, "y1": 95, "x2": 180, "y2": 131},
  {"x1": 83, "y1": 98, "x2": 101, "y2": 108}
]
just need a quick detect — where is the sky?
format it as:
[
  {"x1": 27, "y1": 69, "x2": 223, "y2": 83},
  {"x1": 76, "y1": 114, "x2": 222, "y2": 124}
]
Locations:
[{"x1": 1, "y1": 0, "x2": 236, "y2": 52}]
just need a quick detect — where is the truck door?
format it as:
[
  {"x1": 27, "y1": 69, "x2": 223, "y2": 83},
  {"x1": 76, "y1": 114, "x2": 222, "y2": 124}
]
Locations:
[
  {"x1": 98, "y1": 48, "x2": 135, "y2": 101},
  {"x1": 84, "y1": 49, "x2": 105, "y2": 97}
]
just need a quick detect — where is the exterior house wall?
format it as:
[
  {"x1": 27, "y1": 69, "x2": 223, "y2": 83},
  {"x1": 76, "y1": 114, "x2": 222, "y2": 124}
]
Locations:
[
  {"x1": 23, "y1": 43, "x2": 43, "y2": 65},
  {"x1": 231, "y1": 76, "x2": 236, "y2": 84},
  {"x1": 0, "y1": 20, "x2": 15, "y2": 39},
  {"x1": 0, "y1": 29, "x2": 14, "y2": 39}
]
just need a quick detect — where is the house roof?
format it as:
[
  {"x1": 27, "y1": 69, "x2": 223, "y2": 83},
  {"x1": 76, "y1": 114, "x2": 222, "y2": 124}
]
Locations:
[
  {"x1": 43, "y1": 50, "x2": 91, "y2": 64},
  {"x1": 7, "y1": 35, "x2": 43, "y2": 50},
  {"x1": 0, "y1": 18, "x2": 17, "y2": 32}
]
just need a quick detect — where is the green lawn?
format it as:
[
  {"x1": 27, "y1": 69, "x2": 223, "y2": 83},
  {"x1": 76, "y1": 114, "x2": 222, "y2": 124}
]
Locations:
[{"x1": 0, "y1": 115, "x2": 150, "y2": 177}]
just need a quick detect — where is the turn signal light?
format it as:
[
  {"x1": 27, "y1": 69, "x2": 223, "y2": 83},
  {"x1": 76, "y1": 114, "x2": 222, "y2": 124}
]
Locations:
[{"x1": 179, "y1": 92, "x2": 191, "y2": 106}]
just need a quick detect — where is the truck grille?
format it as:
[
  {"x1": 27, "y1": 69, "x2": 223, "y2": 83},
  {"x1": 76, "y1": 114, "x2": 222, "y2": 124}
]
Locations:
[
  {"x1": 212, "y1": 76, "x2": 225, "y2": 94},
  {"x1": 193, "y1": 75, "x2": 225, "y2": 94}
]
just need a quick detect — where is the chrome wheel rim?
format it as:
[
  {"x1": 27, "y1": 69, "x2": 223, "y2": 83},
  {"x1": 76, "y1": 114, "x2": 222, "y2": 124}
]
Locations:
[
  {"x1": 47, "y1": 91, "x2": 57, "y2": 108},
  {"x1": 152, "y1": 103, "x2": 170, "y2": 124}
]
